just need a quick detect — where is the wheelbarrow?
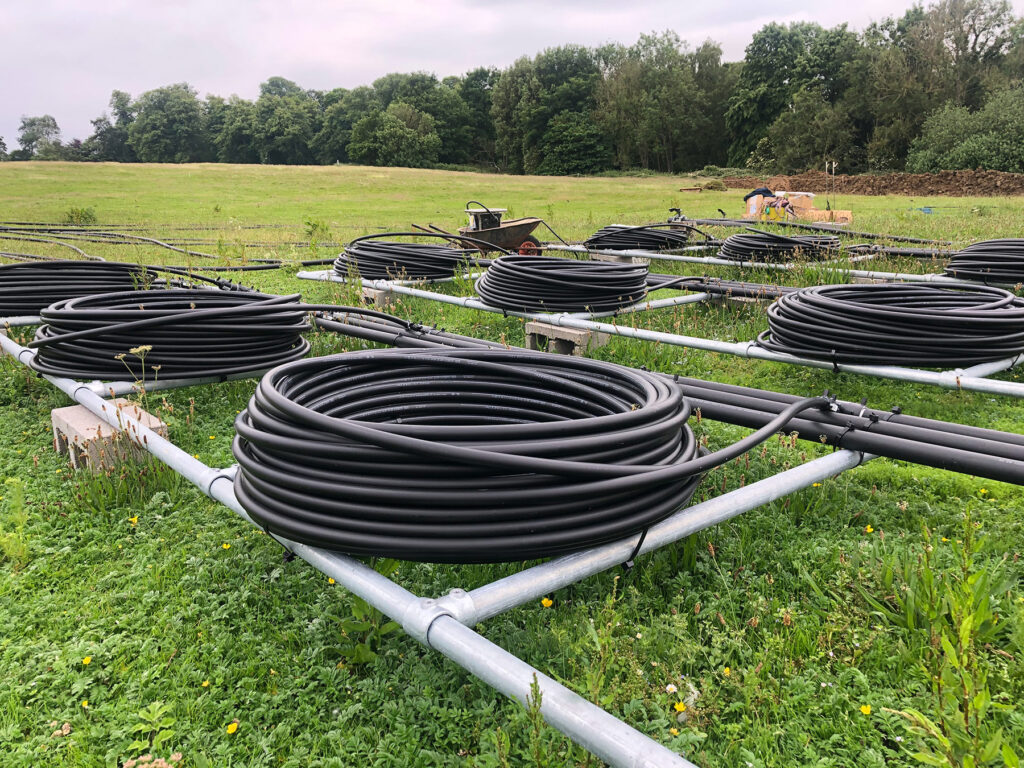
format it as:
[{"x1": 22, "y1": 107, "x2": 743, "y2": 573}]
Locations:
[{"x1": 415, "y1": 201, "x2": 544, "y2": 254}]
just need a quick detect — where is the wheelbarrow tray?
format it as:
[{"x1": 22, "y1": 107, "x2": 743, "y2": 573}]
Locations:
[{"x1": 458, "y1": 217, "x2": 542, "y2": 252}]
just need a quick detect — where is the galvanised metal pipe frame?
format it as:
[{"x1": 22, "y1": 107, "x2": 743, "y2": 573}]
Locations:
[
  {"x1": 547, "y1": 243, "x2": 884, "y2": 273},
  {"x1": 545, "y1": 244, "x2": 1018, "y2": 288},
  {"x1": 0, "y1": 326, "x2": 875, "y2": 768},
  {"x1": 303, "y1": 276, "x2": 1024, "y2": 400},
  {"x1": 296, "y1": 269, "x2": 710, "y2": 319}
]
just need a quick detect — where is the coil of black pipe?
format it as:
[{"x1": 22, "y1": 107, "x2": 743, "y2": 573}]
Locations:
[
  {"x1": 28, "y1": 289, "x2": 312, "y2": 380},
  {"x1": 335, "y1": 232, "x2": 482, "y2": 281},
  {"x1": 584, "y1": 224, "x2": 696, "y2": 251},
  {"x1": 718, "y1": 231, "x2": 841, "y2": 263},
  {"x1": 232, "y1": 348, "x2": 827, "y2": 562},
  {"x1": 312, "y1": 310, "x2": 1024, "y2": 486},
  {"x1": 0, "y1": 261, "x2": 161, "y2": 314},
  {"x1": 475, "y1": 255, "x2": 648, "y2": 312},
  {"x1": 756, "y1": 282, "x2": 1024, "y2": 366},
  {"x1": 943, "y1": 239, "x2": 1024, "y2": 285}
]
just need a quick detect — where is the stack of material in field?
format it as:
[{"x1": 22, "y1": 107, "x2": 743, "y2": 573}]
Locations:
[
  {"x1": 943, "y1": 239, "x2": 1024, "y2": 285},
  {"x1": 584, "y1": 224, "x2": 692, "y2": 251}
]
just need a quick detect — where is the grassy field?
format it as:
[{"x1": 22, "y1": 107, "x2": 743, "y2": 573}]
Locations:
[{"x1": 0, "y1": 162, "x2": 1021, "y2": 768}]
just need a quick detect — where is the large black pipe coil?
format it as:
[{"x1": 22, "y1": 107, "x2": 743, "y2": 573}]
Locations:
[
  {"x1": 584, "y1": 224, "x2": 694, "y2": 251},
  {"x1": 718, "y1": 231, "x2": 841, "y2": 263},
  {"x1": 232, "y1": 348, "x2": 827, "y2": 562},
  {"x1": 335, "y1": 233, "x2": 481, "y2": 281},
  {"x1": 943, "y1": 239, "x2": 1024, "y2": 285},
  {"x1": 475, "y1": 255, "x2": 648, "y2": 313},
  {"x1": 0, "y1": 261, "x2": 158, "y2": 315},
  {"x1": 28, "y1": 289, "x2": 311, "y2": 380},
  {"x1": 756, "y1": 282, "x2": 1024, "y2": 366}
]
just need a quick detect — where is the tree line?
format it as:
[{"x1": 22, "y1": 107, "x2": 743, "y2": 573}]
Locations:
[{"x1": 5, "y1": 0, "x2": 1024, "y2": 175}]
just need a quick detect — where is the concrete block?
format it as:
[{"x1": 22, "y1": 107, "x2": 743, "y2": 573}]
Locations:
[
  {"x1": 525, "y1": 321, "x2": 610, "y2": 356},
  {"x1": 361, "y1": 285, "x2": 394, "y2": 308},
  {"x1": 589, "y1": 251, "x2": 650, "y2": 266},
  {"x1": 52, "y1": 398, "x2": 168, "y2": 472}
]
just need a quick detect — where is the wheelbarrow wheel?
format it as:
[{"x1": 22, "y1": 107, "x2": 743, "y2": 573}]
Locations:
[{"x1": 518, "y1": 236, "x2": 542, "y2": 255}]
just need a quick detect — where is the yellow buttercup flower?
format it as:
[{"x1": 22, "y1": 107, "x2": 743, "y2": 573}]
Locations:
[
  {"x1": 673, "y1": 702, "x2": 687, "y2": 712},
  {"x1": 129, "y1": 516, "x2": 138, "y2": 526},
  {"x1": 541, "y1": 597, "x2": 553, "y2": 608},
  {"x1": 222, "y1": 543, "x2": 231, "y2": 550},
  {"x1": 812, "y1": 482, "x2": 822, "y2": 487},
  {"x1": 226, "y1": 721, "x2": 239, "y2": 734},
  {"x1": 669, "y1": 727, "x2": 679, "y2": 735},
  {"x1": 81, "y1": 700, "x2": 88, "y2": 708},
  {"x1": 865, "y1": 525, "x2": 874, "y2": 533},
  {"x1": 82, "y1": 656, "x2": 91, "y2": 666},
  {"x1": 328, "y1": 577, "x2": 335, "y2": 585},
  {"x1": 723, "y1": 667, "x2": 731, "y2": 676},
  {"x1": 860, "y1": 704, "x2": 872, "y2": 716}
]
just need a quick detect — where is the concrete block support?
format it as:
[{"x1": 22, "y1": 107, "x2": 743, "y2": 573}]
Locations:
[
  {"x1": 588, "y1": 250, "x2": 650, "y2": 266},
  {"x1": 361, "y1": 285, "x2": 394, "y2": 308},
  {"x1": 52, "y1": 398, "x2": 168, "y2": 472},
  {"x1": 525, "y1": 321, "x2": 609, "y2": 356}
]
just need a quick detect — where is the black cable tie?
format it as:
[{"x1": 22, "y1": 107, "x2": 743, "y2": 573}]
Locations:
[
  {"x1": 835, "y1": 420, "x2": 857, "y2": 444},
  {"x1": 830, "y1": 349, "x2": 840, "y2": 374},
  {"x1": 282, "y1": 549, "x2": 296, "y2": 563},
  {"x1": 622, "y1": 527, "x2": 650, "y2": 571}
]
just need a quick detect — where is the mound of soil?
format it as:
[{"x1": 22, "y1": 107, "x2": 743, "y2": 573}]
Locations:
[{"x1": 721, "y1": 169, "x2": 1024, "y2": 197}]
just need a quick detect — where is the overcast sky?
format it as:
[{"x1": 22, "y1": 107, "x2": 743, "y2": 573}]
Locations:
[{"x1": 4, "y1": 0, "x2": 1024, "y2": 149}]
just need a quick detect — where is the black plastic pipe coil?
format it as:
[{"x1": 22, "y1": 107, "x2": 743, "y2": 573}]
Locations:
[
  {"x1": 232, "y1": 348, "x2": 827, "y2": 562},
  {"x1": 314, "y1": 309, "x2": 1024, "y2": 486},
  {"x1": 718, "y1": 232, "x2": 841, "y2": 263},
  {"x1": 28, "y1": 289, "x2": 311, "y2": 380},
  {"x1": 475, "y1": 255, "x2": 648, "y2": 313},
  {"x1": 585, "y1": 224, "x2": 694, "y2": 251},
  {"x1": 757, "y1": 282, "x2": 1024, "y2": 366},
  {"x1": 0, "y1": 261, "x2": 159, "y2": 315},
  {"x1": 944, "y1": 239, "x2": 1024, "y2": 285},
  {"x1": 335, "y1": 233, "x2": 480, "y2": 281}
]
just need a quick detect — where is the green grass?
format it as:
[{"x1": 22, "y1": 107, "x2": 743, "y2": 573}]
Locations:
[{"x1": 0, "y1": 162, "x2": 1021, "y2": 768}]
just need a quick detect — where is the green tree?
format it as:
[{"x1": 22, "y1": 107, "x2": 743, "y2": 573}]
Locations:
[
  {"x1": 127, "y1": 83, "x2": 206, "y2": 162},
  {"x1": 214, "y1": 97, "x2": 259, "y2": 164},
  {"x1": 491, "y1": 45, "x2": 602, "y2": 174},
  {"x1": 253, "y1": 77, "x2": 321, "y2": 164},
  {"x1": 725, "y1": 22, "x2": 859, "y2": 165},
  {"x1": 311, "y1": 86, "x2": 380, "y2": 164},
  {"x1": 595, "y1": 31, "x2": 713, "y2": 172},
  {"x1": 347, "y1": 102, "x2": 440, "y2": 167},
  {"x1": 490, "y1": 57, "x2": 539, "y2": 173},
  {"x1": 0, "y1": 136, "x2": 7, "y2": 161},
  {"x1": 537, "y1": 110, "x2": 609, "y2": 174},
  {"x1": 17, "y1": 115, "x2": 61, "y2": 158},
  {"x1": 370, "y1": 72, "x2": 473, "y2": 164},
  {"x1": 765, "y1": 86, "x2": 858, "y2": 172},
  {"x1": 907, "y1": 85, "x2": 1024, "y2": 171},
  {"x1": 459, "y1": 67, "x2": 499, "y2": 165},
  {"x1": 83, "y1": 90, "x2": 136, "y2": 162}
]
